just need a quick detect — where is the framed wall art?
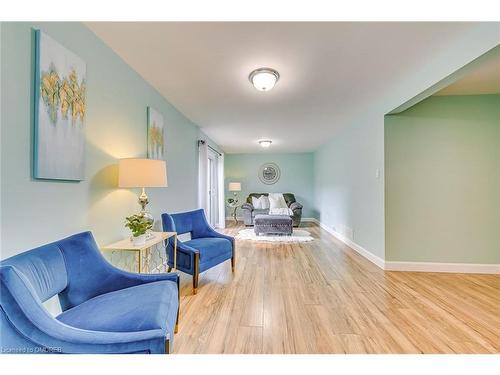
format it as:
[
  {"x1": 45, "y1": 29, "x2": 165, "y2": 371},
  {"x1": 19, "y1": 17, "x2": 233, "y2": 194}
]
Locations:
[
  {"x1": 259, "y1": 162, "x2": 281, "y2": 185},
  {"x1": 34, "y1": 29, "x2": 86, "y2": 181},
  {"x1": 147, "y1": 107, "x2": 165, "y2": 160}
]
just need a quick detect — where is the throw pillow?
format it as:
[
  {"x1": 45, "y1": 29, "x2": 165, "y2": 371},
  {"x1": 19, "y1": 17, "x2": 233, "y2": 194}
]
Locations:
[
  {"x1": 252, "y1": 196, "x2": 263, "y2": 209},
  {"x1": 268, "y1": 193, "x2": 288, "y2": 209},
  {"x1": 252, "y1": 195, "x2": 271, "y2": 209},
  {"x1": 260, "y1": 195, "x2": 270, "y2": 209}
]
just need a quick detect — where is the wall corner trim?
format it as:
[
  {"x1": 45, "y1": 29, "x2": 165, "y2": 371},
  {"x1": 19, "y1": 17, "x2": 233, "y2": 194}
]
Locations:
[{"x1": 310, "y1": 218, "x2": 500, "y2": 275}]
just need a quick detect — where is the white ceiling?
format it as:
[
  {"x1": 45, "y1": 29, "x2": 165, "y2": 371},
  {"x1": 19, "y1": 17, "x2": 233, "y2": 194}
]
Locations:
[
  {"x1": 86, "y1": 22, "x2": 480, "y2": 153},
  {"x1": 435, "y1": 47, "x2": 500, "y2": 96}
]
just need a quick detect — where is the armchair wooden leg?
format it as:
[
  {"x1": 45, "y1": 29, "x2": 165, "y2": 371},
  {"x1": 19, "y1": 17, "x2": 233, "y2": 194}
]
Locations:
[
  {"x1": 164, "y1": 338, "x2": 171, "y2": 354},
  {"x1": 175, "y1": 275, "x2": 180, "y2": 334},
  {"x1": 231, "y1": 241, "x2": 236, "y2": 272},
  {"x1": 193, "y1": 253, "x2": 199, "y2": 295}
]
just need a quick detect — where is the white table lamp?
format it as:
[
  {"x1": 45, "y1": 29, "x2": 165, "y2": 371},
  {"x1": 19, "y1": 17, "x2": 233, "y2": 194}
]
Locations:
[
  {"x1": 228, "y1": 182, "x2": 241, "y2": 201},
  {"x1": 118, "y1": 158, "x2": 168, "y2": 222}
]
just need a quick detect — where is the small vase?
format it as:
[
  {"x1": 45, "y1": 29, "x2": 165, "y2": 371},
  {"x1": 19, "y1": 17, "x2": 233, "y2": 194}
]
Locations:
[{"x1": 131, "y1": 234, "x2": 146, "y2": 246}]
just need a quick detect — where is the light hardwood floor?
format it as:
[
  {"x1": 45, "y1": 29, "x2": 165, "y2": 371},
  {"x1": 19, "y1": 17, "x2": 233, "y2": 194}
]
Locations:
[{"x1": 173, "y1": 222, "x2": 500, "y2": 354}]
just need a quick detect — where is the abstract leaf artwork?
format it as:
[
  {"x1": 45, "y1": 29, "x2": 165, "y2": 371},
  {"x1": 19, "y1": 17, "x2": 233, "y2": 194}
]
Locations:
[
  {"x1": 147, "y1": 107, "x2": 165, "y2": 160},
  {"x1": 34, "y1": 30, "x2": 86, "y2": 181}
]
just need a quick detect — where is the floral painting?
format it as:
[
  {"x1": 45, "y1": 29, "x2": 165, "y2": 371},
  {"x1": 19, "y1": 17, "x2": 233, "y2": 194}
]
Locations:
[
  {"x1": 147, "y1": 107, "x2": 165, "y2": 160},
  {"x1": 34, "y1": 30, "x2": 86, "y2": 181}
]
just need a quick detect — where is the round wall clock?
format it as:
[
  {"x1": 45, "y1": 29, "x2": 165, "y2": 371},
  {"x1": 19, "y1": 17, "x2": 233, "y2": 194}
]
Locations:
[{"x1": 259, "y1": 162, "x2": 281, "y2": 185}]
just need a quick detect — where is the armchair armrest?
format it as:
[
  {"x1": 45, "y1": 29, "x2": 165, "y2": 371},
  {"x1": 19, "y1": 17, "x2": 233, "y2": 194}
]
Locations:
[
  {"x1": 86, "y1": 255, "x2": 179, "y2": 291},
  {"x1": 58, "y1": 251, "x2": 179, "y2": 310},
  {"x1": 189, "y1": 210, "x2": 235, "y2": 245},
  {"x1": 289, "y1": 202, "x2": 303, "y2": 211},
  {"x1": 241, "y1": 203, "x2": 254, "y2": 210},
  {"x1": 199, "y1": 227, "x2": 235, "y2": 245},
  {"x1": 45, "y1": 231, "x2": 179, "y2": 311},
  {"x1": 176, "y1": 241, "x2": 200, "y2": 254},
  {"x1": 107, "y1": 267, "x2": 179, "y2": 285}
]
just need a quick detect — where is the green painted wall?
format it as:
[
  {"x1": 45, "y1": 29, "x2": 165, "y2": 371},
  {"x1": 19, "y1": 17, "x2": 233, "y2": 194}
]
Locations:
[
  {"x1": 385, "y1": 95, "x2": 500, "y2": 264},
  {"x1": 224, "y1": 153, "x2": 316, "y2": 219},
  {"x1": 312, "y1": 27, "x2": 498, "y2": 262},
  {"x1": 0, "y1": 22, "x2": 207, "y2": 258}
]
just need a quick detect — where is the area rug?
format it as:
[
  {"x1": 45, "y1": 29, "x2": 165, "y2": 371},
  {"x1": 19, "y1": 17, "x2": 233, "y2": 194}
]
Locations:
[{"x1": 236, "y1": 228, "x2": 314, "y2": 242}]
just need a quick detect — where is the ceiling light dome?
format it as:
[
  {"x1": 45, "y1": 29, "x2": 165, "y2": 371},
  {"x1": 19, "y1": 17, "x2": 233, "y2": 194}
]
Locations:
[
  {"x1": 258, "y1": 140, "x2": 272, "y2": 148},
  {"x1": 249, "y1": 68, "x2": 280, "y2": 91}
]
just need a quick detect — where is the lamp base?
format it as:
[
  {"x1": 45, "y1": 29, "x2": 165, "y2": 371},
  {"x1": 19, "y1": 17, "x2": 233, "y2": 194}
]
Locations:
[{"x1": 138, "y1": 187, "x2": 154, "y2": 226}]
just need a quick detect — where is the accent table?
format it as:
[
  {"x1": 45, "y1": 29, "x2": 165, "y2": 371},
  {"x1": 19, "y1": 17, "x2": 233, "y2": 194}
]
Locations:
[
  {"x1": 227, "y1": 201, "x2": 239, "y2": 223},
  {"x1": 101, "y1": 231, "x2": 177, "y2": 273}
]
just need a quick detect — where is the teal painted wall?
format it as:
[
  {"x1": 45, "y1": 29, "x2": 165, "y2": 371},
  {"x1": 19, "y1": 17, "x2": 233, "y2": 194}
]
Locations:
[
  {"x1": 385, "y1": 95, "x2": 500, "y2": 264},
  {"x1": 0, "y1": 22, "x2": 207, "y2": 258},
  {"x1": 224, "y1": 153, "x2": 316, "y2": 219},
  {"x1": 314, "y1": 119, "x2": 385, "y2": 258}
]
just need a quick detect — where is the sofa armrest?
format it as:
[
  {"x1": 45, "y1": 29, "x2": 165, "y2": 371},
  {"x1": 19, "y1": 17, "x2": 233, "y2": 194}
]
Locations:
[
  {"x1": 241, "y1": 203, "x2": 253, "y2": 210},
  {"x1": 289, "y1": 202, "x2": 303, "y2": 211}
]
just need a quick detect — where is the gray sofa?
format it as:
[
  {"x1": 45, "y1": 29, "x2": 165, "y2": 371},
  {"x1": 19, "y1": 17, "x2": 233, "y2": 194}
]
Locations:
[{"x1": 241, "y1": 193, "x2": 303, "y2": 227}]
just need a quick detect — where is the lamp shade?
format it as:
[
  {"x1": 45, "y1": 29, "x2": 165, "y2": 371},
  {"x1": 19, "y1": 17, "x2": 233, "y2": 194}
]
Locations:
[
  {"x1": 228, "y1": 182, "x2": 241, "y2": 192},
  {"x1": 118, "y1": 158, "x2": 168, "y2": 188}
]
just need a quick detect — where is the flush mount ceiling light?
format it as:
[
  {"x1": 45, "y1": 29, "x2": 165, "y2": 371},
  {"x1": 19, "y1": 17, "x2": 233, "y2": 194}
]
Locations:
[
  {"x1": 249, "y1": 68, "x2": 280, "y2": 91},
  {"x1": 258, "y1": 140, "x2": 273, "y2": 148}
]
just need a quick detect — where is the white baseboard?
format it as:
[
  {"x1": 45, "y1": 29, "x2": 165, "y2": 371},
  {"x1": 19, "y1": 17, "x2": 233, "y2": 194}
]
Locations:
[
  {"x1": 313, "y1": 219, "x2": 385, "y2": 269},
  {"x1": 384, "y1": 261, "x2": 500, "y2": 274},
  {"x1": 300, "y1": 217, "x2": 318, "y2": 223},
  {"x1": 309, "y1": 218, "x2": 499, "y2": 274}
]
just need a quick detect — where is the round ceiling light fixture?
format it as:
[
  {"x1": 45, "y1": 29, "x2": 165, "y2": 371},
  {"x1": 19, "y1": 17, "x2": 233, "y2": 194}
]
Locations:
[
  {"x1": 249, "y1": 68, "x2": 280, "y2": 91},
  {"x1": 258, "y1": 140, "x2": 273, "y2": 148}
]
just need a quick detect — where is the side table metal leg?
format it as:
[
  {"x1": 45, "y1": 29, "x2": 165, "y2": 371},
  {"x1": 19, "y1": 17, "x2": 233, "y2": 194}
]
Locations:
[{"x1": 137, "y1": 250, "x2": 142, "y2": 273}]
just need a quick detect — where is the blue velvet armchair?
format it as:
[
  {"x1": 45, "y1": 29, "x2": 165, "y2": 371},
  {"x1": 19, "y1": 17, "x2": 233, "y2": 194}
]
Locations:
[
  {"x1": 0, "y1": 231, "x2": 179, "y2": 354},
  {"x1": 162, "y1": 209, "x2": 235, "y2": 294}
]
